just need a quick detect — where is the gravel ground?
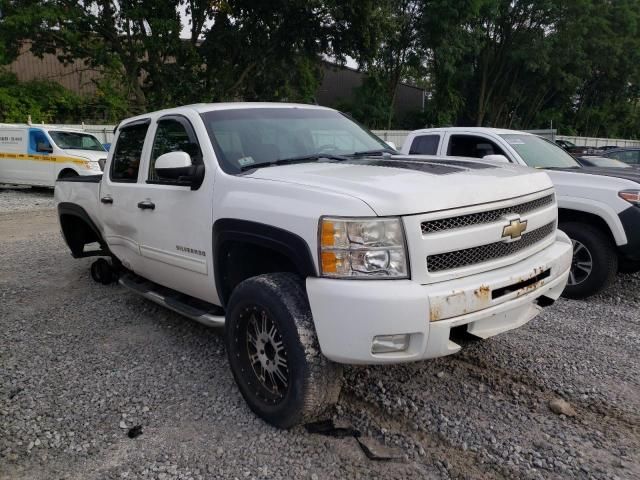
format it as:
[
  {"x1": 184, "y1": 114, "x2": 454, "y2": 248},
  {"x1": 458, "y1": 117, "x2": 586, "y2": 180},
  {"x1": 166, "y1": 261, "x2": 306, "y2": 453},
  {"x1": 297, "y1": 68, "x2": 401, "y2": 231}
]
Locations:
[{"x1": 1, "y1": 187, "x2": 638, "y2": 479}]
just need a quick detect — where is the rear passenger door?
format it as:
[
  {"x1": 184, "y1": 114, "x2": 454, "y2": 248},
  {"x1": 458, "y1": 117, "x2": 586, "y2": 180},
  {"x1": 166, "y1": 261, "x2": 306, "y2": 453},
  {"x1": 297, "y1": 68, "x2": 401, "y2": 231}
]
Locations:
[{"x1": 99, "y1": 119, "x2": 151, "y2": 273}]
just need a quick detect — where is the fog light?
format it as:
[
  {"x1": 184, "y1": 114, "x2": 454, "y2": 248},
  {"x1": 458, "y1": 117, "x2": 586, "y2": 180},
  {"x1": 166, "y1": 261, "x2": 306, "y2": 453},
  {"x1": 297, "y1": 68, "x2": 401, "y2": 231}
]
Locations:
[{"x1": 371, "y1": 334, "x2": 410, "y2": 354}]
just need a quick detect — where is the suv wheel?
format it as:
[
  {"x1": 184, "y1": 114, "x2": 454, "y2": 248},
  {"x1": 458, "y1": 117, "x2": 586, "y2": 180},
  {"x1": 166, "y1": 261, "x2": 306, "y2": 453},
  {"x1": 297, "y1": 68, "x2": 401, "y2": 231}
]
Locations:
[
  {"x1": 560, "y1": 222, "x2": 618, "y2": 299},
  {"x1": 225, "y1": 273, "x2": 342, "y2": 428}
]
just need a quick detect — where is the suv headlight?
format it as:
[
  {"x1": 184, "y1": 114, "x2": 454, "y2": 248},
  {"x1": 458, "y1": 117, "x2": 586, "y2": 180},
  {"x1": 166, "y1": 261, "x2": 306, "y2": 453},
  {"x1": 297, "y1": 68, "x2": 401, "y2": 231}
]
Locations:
[
  {"x1": 619, "y1": 190, "x2": 640, "y2": 206},
  {"x1": 319, "y1": 217, "x2": 409, "y2": 278}
]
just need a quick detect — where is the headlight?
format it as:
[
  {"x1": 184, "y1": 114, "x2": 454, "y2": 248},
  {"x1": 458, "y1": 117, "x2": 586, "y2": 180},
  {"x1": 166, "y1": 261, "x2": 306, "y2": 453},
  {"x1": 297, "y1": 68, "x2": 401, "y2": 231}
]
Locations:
[
  {"x1": 319, "y1": 217, "x2": 409, "y2": 278},
  {"x1": 619, "y1": 190, "x2": 640, "y2": 205}
]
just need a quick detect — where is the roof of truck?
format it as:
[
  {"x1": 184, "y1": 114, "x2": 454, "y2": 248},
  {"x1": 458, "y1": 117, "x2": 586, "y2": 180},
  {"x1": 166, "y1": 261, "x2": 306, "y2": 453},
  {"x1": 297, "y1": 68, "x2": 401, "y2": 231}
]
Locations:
[
  {"x1": 411, "y1": 127, "x2": 533, "y2": 136},
  {"x1": 118, "y1": 102, "x2": 333, "y2": 126}
]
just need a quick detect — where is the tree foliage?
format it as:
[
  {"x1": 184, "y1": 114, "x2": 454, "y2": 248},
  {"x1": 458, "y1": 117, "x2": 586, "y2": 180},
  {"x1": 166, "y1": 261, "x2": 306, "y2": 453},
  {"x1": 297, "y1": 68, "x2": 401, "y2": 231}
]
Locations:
[{"x1": 1, "y1": 0, "x2": 640, "y2": 137}]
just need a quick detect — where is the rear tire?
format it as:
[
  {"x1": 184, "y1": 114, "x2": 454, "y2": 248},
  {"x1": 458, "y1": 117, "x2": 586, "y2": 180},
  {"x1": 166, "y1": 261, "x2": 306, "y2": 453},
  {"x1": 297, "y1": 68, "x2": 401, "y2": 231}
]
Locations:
[
  {"x1": 225, "y1": 273, "x2": 342, "y2": 429},
  {"x1": 90, "y1": 258, "x2": 114, "y2": 285},
  {"x1": 559, "y1": 222, "x2": 618, "y2": 299}
]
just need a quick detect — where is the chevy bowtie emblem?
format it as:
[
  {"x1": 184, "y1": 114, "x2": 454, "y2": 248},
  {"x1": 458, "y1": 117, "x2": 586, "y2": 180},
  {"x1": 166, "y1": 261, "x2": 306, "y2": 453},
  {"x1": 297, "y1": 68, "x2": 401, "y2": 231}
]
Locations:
[{"x1": 502, "y1": 218, "x2": 528, "y2": 240}]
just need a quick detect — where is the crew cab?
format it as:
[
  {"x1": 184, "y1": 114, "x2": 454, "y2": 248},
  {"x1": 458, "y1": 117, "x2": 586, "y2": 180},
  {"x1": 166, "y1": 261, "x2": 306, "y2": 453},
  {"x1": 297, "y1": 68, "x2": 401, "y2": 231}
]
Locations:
[
  {"x1": 402, "y1": 128, "x2": 640, "y2": 298},
  {"x1": 0, "y1": 124, "x2": 107, "y2": 186},
  {"x1": 55, "y1": 104, "x2": 572, "y2": 428}
]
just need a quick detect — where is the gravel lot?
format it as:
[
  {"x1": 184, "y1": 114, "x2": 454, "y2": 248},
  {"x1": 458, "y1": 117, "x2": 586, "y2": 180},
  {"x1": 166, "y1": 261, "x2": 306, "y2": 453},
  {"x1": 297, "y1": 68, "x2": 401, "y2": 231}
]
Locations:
[{"x1": 1, "y1": 186, "x2": 639, "y2": 479}]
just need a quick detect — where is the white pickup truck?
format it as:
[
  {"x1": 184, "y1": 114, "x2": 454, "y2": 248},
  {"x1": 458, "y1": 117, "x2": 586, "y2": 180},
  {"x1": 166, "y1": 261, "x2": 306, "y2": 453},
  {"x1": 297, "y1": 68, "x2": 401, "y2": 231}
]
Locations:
[
  {"x1": 401, "y1": 127, "x2": 640, "y2": 298},
  {"x1": 55, "y1": 103, "x2": 572, "y2": 428}
]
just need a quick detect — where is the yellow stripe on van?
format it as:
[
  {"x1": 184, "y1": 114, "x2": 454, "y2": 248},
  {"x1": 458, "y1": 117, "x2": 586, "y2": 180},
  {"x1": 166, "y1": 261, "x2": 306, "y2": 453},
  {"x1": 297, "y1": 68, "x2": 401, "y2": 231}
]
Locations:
[{"x1": 0, "y1": 151, "x2": 90, "y2": 166}]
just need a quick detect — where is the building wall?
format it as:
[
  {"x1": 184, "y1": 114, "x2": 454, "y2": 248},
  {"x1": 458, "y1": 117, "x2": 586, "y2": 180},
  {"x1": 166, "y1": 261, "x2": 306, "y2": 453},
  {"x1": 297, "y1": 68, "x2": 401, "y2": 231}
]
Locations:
[
  {"x1": 6, "y1": 47, "x2": 425, "y2": 119},
  {"x1": 316, "y1": 62, "x2": 424, "y2": 119},
  {"x1": 6, "y1": 43, "x2": 101, "y2": 95}
]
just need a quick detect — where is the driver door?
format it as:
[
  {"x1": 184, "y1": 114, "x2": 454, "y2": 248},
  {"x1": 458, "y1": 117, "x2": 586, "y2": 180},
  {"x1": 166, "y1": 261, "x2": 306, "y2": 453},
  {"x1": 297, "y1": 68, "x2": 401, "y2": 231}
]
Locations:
[{"x1": 132, "y1": 115, "x2": 215, "y2": 302}]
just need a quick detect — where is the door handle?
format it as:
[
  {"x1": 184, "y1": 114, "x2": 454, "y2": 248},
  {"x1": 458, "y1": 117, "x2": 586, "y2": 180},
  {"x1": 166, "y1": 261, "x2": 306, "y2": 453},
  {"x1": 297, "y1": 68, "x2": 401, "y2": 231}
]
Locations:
[
  {"x1": 100, "y1": 196, "x2": 113, "y2": 204},
  {"x1": 137, "y1": 200, "x2": 155, "y2": 210}
]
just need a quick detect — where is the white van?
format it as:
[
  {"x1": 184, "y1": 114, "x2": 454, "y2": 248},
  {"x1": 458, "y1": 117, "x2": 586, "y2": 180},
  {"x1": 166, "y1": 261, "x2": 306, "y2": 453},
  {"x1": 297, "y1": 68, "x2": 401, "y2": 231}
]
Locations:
[{"x1": 0, "y1": 124, "x2": 107, "y2": 187}]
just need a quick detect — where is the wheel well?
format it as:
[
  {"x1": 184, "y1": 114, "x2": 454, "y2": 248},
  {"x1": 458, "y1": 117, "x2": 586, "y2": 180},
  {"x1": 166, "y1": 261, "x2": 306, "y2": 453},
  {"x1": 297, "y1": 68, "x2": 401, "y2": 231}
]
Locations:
[
  {"x1": 59, "y1": 214, "x2": 100, "y2": 256},
  {"x1": 58, "y1": 168, "x2": 78, "y2": 179},
  {"x1": 216, "y1": 241, "x2": 301, "y2": 306},
  {"x1": 558, "y1": 209, "x2": 615, "y2": 242}
]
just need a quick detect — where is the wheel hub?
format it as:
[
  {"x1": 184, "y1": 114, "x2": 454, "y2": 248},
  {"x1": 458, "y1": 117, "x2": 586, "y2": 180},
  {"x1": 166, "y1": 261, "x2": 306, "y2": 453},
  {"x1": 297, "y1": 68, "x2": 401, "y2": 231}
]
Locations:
[
  {"x1": 246, "y1": 310, "x2": 289, "y2": 397},
  {"x1": 568, "y1": 239, "x2": 593, "y2": 286}
]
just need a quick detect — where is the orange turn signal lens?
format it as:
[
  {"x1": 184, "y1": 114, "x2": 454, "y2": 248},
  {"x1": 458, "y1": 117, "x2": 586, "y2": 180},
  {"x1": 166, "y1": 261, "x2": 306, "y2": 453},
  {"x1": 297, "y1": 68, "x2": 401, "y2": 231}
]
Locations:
[
  {"x1": 321, "y1": 221, "x2": 335, "y2": 247},
  {"x1": 321, "y1": 251, "x2": 338, "y2": 273}
]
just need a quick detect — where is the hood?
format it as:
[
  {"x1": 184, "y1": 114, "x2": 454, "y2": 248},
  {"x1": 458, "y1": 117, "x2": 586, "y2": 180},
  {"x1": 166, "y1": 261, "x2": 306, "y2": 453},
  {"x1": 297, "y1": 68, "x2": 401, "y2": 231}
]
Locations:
[
  {"x1": 245, "y1": 156, "x2": 554, "y2": 216},
  {"x1": 552, "y1": 166, "x2": 640, "y2": 185},
  {"x1": 62, "y1": 149, "x2": 108, "y2": 162}
]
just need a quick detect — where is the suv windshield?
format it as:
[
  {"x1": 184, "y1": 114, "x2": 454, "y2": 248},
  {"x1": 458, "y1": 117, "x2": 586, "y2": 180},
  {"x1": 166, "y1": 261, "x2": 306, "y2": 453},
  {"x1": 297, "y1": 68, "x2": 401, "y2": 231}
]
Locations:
[
  {"x1": 500, "y1": 134, "x2": 579, "y2": 169},
  {"x1": 49, "y1": 131, "x2": 106, "y2": 152},
  {"x1": 200, "y1": 107, "x2": 393, "y2": 173}
]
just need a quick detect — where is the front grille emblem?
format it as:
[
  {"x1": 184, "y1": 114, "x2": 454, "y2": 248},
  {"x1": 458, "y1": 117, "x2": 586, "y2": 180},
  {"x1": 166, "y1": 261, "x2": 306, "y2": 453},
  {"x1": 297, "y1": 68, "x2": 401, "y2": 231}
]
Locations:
[{"x1": 502, "y1": 217, "x2": 528, "y2": 241}]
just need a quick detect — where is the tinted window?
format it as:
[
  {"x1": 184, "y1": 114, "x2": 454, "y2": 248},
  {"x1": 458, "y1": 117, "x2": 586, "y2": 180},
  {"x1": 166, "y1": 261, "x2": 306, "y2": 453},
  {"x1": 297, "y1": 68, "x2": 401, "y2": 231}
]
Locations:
[
  {"x1": 110, "y1": 122, "x2": 149, "y2": 182},
  {"x1": 447, "y1": 135, "x2": 506, "y2": 158},
  {"x1": 200, "y1": 108, "x2": 391, "y2": 174},
  {"x1": 409, "y1": 135, "x2": 440, "y2": 155},
  {"x1": 149, "y1": 118, "x2": 201, "y2": 180}
]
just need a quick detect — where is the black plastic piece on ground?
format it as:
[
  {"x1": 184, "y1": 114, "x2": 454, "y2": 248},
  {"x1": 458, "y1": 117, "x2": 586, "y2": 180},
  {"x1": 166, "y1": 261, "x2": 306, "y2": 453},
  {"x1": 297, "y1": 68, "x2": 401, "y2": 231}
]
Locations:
[
  {"x1": 304, "y1": 419, "x2": 361, "y2": 438},
  {"x1": 127, "y1": 425, "x2": 143, "y2": 439}
]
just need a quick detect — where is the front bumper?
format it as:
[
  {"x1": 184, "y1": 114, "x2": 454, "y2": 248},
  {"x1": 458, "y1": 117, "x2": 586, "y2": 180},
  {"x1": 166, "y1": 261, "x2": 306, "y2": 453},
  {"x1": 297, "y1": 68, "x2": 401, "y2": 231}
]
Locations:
[{"x1": 307, "y1": 231, "x2": 572, "y2": 364}]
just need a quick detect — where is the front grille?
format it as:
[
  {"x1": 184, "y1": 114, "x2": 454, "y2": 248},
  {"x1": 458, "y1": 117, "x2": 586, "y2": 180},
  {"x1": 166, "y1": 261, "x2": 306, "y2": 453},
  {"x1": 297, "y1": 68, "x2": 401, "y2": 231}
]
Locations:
[
  {"x1": 421, "y1": 194, "x2": 555, "y2": 234},
  {"x1": 427, "y1": 222, "x2": 555, "y2": 272}
]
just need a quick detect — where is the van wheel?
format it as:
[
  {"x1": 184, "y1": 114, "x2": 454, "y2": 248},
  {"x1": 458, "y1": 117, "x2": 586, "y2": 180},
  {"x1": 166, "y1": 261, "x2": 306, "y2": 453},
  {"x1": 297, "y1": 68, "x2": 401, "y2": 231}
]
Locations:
[
  {"x1": 58, "y1": 169, "x2": 78, "y2": 179},
  {"x1": 560, "y1": 222, "x2": 618, "y2": 299},
  {"x1": 225, "y1": 273, "x2": 342, "y2": 429}
]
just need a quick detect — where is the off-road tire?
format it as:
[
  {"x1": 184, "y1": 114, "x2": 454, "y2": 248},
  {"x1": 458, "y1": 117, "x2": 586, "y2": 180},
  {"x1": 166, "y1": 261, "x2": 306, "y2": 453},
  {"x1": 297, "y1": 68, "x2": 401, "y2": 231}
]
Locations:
[
  {"x1": 560, "y1": 222, "x2": 618, "y2": 299},
  {"x1": 225, "y1": 273, "x2": 342, "y2": 429}
]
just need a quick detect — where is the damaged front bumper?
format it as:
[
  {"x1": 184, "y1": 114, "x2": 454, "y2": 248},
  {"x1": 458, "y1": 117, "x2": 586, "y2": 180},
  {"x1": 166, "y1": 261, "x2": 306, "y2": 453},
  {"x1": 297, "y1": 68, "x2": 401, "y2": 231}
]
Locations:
[{"x1": 307, "y1": 231, "x2": 572, "y2": 365}]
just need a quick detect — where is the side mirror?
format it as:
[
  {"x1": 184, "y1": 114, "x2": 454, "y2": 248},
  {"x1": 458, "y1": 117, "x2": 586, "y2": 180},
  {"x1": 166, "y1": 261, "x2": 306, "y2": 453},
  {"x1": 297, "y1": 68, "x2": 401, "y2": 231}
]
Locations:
[
  {"x1": 155, "y1": 151, "x2": 204, "y2": 189},
  {"x1": 386, "y1": 141, "x2": 397, "y2": 150},
  {"x1": 482, "y1": 154, "x2": 510, "y2": 164},
  {"x1": 37, "y1": 142, "x2": 53, "y2": 153}
]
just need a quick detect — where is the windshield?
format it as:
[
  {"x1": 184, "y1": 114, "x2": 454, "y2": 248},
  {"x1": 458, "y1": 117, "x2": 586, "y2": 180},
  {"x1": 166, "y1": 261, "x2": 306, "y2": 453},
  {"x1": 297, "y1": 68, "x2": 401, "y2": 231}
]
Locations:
[
  {"x1": 581, "y1": 156, "x2": 630, "y2": 168},
  {"x1": 49, "y1": 131, "x2": 106, "y2": 152},
  {"x1": 200, "y1": 107, "x2": 392, "y2": 173},
  {"x1": 500, "y1": 134, "x2": 580, "y2": 168}
]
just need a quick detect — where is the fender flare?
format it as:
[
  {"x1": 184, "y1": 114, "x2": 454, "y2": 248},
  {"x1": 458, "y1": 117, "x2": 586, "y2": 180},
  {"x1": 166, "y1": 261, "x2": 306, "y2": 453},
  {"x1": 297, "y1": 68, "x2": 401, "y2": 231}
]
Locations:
[
  {"x1": 557, "y1": 196, "x2": 627, "y2": 246},
  {"x1": 57, "y1": 202, "x2": 110, "y2": 257},
  {"x1": 212, "y1": 219, "x2": 317, "y2": 305}
]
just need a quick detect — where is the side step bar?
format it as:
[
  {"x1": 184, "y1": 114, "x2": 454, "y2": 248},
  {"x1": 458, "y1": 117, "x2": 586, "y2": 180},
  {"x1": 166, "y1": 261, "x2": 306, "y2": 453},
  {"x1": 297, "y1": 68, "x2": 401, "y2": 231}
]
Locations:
[{"x1": 119, "y1": 273, "x2": 225, "y2": 328}]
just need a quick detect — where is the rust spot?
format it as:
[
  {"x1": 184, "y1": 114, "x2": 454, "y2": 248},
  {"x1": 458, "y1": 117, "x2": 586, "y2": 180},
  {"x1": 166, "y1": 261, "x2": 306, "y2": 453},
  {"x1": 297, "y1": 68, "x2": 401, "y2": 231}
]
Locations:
[
  {"x1": 473, "y1": 284, "x2": 491, "y2": 301},
  {"x1": 430, "y1": 303, "x2": 441, "y2": 321}
]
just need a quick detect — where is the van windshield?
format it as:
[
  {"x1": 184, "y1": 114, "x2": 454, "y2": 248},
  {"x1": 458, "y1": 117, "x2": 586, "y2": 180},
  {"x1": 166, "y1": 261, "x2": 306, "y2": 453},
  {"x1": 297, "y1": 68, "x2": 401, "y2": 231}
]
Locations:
[
  {"x1": 200, "y1": 108, "x2": 392, "y2": 173},
  {"x1": 49, "y1": 131, "x2": 106, "y2": 152}
]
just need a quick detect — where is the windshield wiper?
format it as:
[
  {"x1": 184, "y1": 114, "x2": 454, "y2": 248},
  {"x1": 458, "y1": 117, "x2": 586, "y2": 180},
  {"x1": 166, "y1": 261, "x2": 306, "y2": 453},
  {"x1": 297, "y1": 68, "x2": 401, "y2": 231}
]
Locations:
[
  {"x1": 350, "y1": 148, "x2": 396, "y2": 157},
  {"x1": 239, "y1": 153, "x2": 349, "y2": 172}
]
